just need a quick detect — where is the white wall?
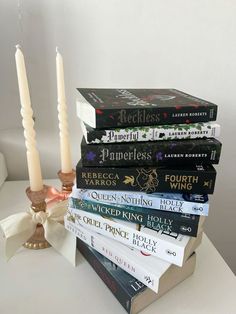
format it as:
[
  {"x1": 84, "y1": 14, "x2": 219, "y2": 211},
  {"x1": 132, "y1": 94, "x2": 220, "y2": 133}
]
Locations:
[{"x1": 0, "y1": 0, "x2": 235, "y2": 273}]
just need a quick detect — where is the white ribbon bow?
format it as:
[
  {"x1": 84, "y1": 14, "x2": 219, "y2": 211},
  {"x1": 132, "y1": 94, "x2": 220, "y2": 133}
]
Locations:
[{"x1": 0, "y1": 200, "x2": 76, "y2": 265}]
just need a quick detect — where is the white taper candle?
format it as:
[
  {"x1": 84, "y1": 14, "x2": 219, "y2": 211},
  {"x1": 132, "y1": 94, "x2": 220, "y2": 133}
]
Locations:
[
  {"x1": 56, "y1": 47, "x2": 72, "y2": 173},
  {"x1": 15, "y1": 45, "x2": 44, "y2": 192}
]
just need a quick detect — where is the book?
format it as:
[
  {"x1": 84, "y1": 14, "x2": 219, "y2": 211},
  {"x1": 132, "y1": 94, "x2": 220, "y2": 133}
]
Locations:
[
  {"x1": 77, "y1": 239, "x2": 196, "y2": 314},
  {"x1": 73, "y1": 223, "x2": 197, "y2": 293},
  {"x1": 69, "y1": 196, "x2": 205, "y2": 237},
  {"x1": 74, "y1": 223, "x2": 170, "y2": 292},
  {"x1": 72, "y1": 188, "x2": 209, "y2": 216},
  {"x1": 65, "y1": 208, "x2": 202, "y2": 266},
  {"x1": 76, "y1": 88, "x2": 217, "y2": 128},
  {"x1": 81, "y1": 121, "x2": 220, "y2": 144},
  {"x1": 81, "y1": 137, "x2": 222, "y2": 167},
  {"x1": 76, "y1": 162, "x2": 217, "y2": 194}
]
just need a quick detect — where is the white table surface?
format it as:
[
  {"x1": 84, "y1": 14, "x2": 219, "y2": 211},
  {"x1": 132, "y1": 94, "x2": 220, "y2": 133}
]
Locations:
[{"x1": 0, "y1": 180, "x2": 235, "y2": 314}]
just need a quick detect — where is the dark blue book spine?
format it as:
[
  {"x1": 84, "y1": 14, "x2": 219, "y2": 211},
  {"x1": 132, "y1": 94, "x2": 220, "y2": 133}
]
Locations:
[{"x1": 77, "y1": 239, "x2": 146, "y2": 313}]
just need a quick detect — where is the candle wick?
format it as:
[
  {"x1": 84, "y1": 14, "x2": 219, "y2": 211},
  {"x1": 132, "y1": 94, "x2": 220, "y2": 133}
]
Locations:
[
  {"x1": 56, "y1": 46, "x2": 59, "y2": 54},
  {"x1": 16, "y1": 44, "x2": 21, "y2": 50}
]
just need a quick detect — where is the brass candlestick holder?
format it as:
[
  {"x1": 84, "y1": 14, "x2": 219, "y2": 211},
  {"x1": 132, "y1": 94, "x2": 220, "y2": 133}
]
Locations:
[
  {"x1": 57, "y1": 170, "x2": 76, "y2": 195},
  {"x1": 24, "y1": 185, "x2": 50, "y2": 250},
  {"x1": 23, "y1": 170, "x2": 75, "y2": 250}
]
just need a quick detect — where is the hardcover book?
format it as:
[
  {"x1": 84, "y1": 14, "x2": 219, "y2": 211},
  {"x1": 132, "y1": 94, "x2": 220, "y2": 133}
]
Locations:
[
  {"x1": 81, "y1": 121, "x2": 220, "y2": 144},
  {"x1": 72, "y1": 223, "x2": 197, "y2": 293},
  {"x1": 65, "y1": 208, "x2": 202, "y2": 266},
  {"x1": 77, "y1": 238, "x2": 196, "y2": 314},
  {"x1": 72, "y1": 188, "x2": 209, "y2": 216},
  {"x1": 71, "y1": 186, "x2": 209, "y2": 216},
  {"x1": 77, "y1": 88, "x2": 217, "y2": 128},
  {"x1": 81, "y1": 137, "x2": 222, "y2": 167},
  {"x1": 76, "y1": 162, "x2": 217, "y2": 194},
  {"x1": 69, "y1": 196, "x2": 205, "y2": 237}
]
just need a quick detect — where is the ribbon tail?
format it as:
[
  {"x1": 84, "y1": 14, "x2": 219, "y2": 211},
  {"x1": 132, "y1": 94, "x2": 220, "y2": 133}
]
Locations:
[
  {"x1": 44, "y1": 220, "x2": 76, "y2": 266},
  {"x1": 48, "y1": 200, "x2": 69, "y2": 220},
  {"x1": 4, "y1": 230, "x2": 34, "y2": 261},
  {"x1": 46, "y1": 186, "x2": 68, "y2": 208},
  {"x1": 0, "y1": 213, "x2": 36, "y2": 261}
]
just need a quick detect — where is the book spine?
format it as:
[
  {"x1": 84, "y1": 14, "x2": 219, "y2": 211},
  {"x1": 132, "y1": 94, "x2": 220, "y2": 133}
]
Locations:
[
  {"x1": 73, "y1": 189, "x2": 209, "y2": 216},
  {"x1": 81, "y1": 138, "x2": 221, "y2": 167},
  {"x1": 76, "y1": 238, "x2": 133, "y2": 313},
  {"x1": 95, "y1": 105, "x2": 218, "y2": 128},
  {"x1": 69, "y1": 197, "x2": 200, "y2": 237},
  {"x1": 76, "y1": 164, "x2": 216, "y2": 194},
  {"x1": 86, "y1": 122, "x2": 220, "y2": 144},
  {"x1": 68, "y1": 222, "x2": 159, "y2": 292},
  {"x1": 66, "y1": 208, "x2": 186, "y2": 266}
]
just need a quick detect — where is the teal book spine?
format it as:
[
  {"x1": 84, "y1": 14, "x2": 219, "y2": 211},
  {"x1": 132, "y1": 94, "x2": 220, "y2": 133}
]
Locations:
[{"x1": 69, "y1": 197, "x2": 201, "y2": 237}]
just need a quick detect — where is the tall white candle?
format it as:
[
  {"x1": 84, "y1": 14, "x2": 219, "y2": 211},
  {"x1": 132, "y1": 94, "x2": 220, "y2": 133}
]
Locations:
[
  {"x1": 15, "y1": 45, "x2": 44, "y2": 192},
  {"x1": 56, "y1": 47, "x2": 72, "y2": 173}
]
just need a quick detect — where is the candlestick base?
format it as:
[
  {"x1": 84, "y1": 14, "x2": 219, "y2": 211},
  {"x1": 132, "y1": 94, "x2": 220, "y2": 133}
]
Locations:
[
  {"x1": 57, "y1": 170, "x2": 75, "y2": 195},
  {"x1": 23, "y1": 225, "x2": 50, "y2": 249},
  {"x1": 23, "y1": 186, "x2": 50, "y2": 250}
]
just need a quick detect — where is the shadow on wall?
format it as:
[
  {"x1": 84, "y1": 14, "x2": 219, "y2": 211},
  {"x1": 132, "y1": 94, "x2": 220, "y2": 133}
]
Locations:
[
  {"x1": 0, "y1": 128, "x2": 27, "y2": 180},
  {"x1": 0, "y1": 127, "x2": 80, "y2": 181},
  {"x1": 0, "y1": 152, "x2": 8, "y2": 185},
  {"x1": 20, "y1": 2, "x2": 58, "y2": 135},
  {"x1": 0, "y1": 128, "x2": 59, "y2": 180}
]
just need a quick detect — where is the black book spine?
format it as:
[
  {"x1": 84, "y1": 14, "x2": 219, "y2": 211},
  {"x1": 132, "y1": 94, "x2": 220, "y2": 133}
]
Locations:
[
  {"x1": 77, "y1": 239, "x2": 133, "y2": 313},
  {"x1": 76, "y1": 163, "x2": 216, "y2": 194},
  {"x1": 81, "y1": 138, "x2": 222, "y2": 167},
  {"x1": 70, "y1": 198, "x2": 200, "y2": 236},
  {"x1": 96, "y1": 105, "x2": 217, "y2": 128}
]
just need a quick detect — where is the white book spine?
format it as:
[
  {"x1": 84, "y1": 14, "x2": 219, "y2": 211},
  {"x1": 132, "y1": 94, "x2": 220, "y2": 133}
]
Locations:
[
  {"x1": 72, "y1": 189, "x2": 209, "y2": 216},
  {"x1": 65, "y1": 220, "x2": 160, "y2": 292},
  {"x1": 66, "y1": 208, "x2": 186, "y2": 266},
  {"x1": 85, "y1": 122, "x2": 220, "y2": 144}
]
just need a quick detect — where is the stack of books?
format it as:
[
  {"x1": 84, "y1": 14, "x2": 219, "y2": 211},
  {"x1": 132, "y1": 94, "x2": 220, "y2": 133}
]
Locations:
[{"x1": 65, "y1": 89, "x2": 222, "y2": 313}]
